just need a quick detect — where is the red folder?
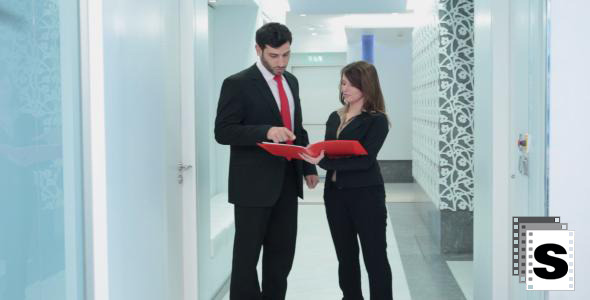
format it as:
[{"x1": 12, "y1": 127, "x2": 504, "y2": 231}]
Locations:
[{"x1": 257, "y1": 140, "x2": 368, "y2": 161}]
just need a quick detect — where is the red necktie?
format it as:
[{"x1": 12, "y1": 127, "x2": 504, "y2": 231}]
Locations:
[{"x1": 273, "y1": 74, "x2": 293, "y2": 144}]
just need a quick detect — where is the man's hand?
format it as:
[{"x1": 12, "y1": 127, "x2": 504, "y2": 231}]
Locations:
[
  {"x1": 267, "y1": 127, "x2": 296, "y2": 143},
  {"x1": 305, "y1": 175, "x2": 320, "y2": 189}
]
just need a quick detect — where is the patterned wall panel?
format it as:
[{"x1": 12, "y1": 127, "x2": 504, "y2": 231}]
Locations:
[
  {"x1": 438, "y1": 0, "x2": 474, "y2": 211},
  {"x1": 412, "y1": 0, "x2": 474, "y2": 212},
  {"x1": 412, "y1": 18, "x2": 441, "y2": 206}
]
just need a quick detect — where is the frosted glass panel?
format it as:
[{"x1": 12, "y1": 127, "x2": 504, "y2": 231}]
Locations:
[{"x1": 0, "y1": 0, "x2": 84, "y2": 299}]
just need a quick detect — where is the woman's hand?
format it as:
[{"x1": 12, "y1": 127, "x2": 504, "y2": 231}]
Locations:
[{"x1": 299, "y1": 150, "x2": 325, "y2": 165}]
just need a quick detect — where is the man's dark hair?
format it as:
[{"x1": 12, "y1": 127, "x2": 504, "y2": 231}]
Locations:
[{"x1": 256, "y1": 22, "x2": 292, "y2": 50}]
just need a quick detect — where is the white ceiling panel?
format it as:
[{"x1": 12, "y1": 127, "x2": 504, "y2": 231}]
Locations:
[
  {"x1": 287, "y1": 13, "x2": 418, "y2": 52},
  {"x1": 287, "y1": 0, "x2": 407, "y2": 14}
]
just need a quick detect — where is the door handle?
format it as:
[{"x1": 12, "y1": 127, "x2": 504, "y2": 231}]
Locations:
[
  {"x1": 177, "y1": 163, "x2": 193, "y2": 184},
  {"x1": 517, "y1": 133, "x2": 529, "y2": 176},
  {"x1": 178, "y1": 163, "x2": 193, "y2": 172}
]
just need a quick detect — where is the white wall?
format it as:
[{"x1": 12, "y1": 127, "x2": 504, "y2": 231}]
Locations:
[
  {"x1": 195, "y1": 4, "x2": 263, "y2": 299},
  {"x1": 194, "y1": 3, "x2": 265, "y2": 299},
  {"x1": 211, "y1": 5, "x2": 261, "y2": 195},
  {"x1": 195, "y1": 4, "x2": 217, "y2": 298},
  {"x1": 347, "y1": 35, "x2": 413, "y2": 161},
  {"x1": 291, "y1": 64, "x2": 343, "y2": 178},
  {"x1": 473, "y1": 0, "x2": 512, "y2": 298},
  {"x1": 292, "y1": 65, "x2": 343, "y2": 128},
  {"x1": 287, "y1": 53, "x2": 347, "y2": 178},
  {"x1": 197, "y1": 2, "x2": 289, "y2": 297},
  {"x1": 548, "y1": 0, "x2": 590, "y2": 299},
  {"x1": 291, "y1": 32, "x2": 348, "y2": 53}
]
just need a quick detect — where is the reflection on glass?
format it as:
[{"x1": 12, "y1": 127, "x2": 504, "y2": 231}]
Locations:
[{"x1": 0, "y1": 1, "x2": 82, "y2": 299}]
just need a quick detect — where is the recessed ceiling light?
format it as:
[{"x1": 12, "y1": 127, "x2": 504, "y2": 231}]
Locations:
[
  {"x1": 308, "y1": 27, "x2": 315, "y2": 31},
  {"x1": 300, "y1": 14, "x2": 307, "y2": 17},
  {"x1": 311, "y1": 32, "x2": 318, "y2": 36}
]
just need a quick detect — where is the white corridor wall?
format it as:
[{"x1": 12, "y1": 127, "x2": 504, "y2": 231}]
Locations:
[{"x1": 548, "y1": 0, "x2": 590, "y2": 299}]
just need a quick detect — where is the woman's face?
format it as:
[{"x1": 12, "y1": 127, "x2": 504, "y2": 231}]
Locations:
[{"x1": 340, "y1": 75, "x2": 364, "y2": 105}]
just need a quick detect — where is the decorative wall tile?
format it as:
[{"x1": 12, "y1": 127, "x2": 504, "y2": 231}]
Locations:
[
  {"x1": 438, "y1": 0, "x2": 474, "y2": 211},
  {"x1": 412, "y1": 12, "x2": 441, "y2": 207},
  {"x1": 412, "y1": 0, "x2": 474, "y2": 212}
]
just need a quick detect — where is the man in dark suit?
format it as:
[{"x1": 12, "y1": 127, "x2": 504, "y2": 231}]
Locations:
[{"x1": 214, "y1": 23, "x2": 319, "y2": 300}]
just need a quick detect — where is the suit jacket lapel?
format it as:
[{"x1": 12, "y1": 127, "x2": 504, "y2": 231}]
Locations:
[
  {"x1": 248, "y1": 65, "x2": 283, "y2": 124},
  {"x1": 339, "y1": 113, "x2": 368, "y2": 137}
]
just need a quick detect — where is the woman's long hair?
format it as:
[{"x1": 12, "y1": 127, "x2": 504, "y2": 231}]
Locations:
[{"x1": 339, "y1": 61, "x2": 388, "y2": 119}]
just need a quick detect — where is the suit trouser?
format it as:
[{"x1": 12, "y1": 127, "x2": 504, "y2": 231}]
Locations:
[
  {"x1": 230, "y1": 163, "x2": 298, "y2": 300},
  {"x1": 324, "y1": 184, "x2": 393, "y2": 300}
]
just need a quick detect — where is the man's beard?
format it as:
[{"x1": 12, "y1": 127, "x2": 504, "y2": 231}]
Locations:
[{"x1": 261, "y1": 57, "x2": 282, "y2": 75}]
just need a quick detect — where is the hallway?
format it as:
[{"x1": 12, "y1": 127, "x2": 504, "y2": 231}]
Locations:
[
  {"x1": 221, "y1": 183, "x2": 473, "y2": 300},
  {"x1": 2, "y1": 0, "x2": 589, "y2": 299}
]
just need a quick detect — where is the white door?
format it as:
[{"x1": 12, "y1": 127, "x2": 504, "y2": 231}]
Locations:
[
  {"x1": 84, "y1": 0, "x2": 190, "y2": 299},
  {"x1": 509, "y1": 0, "x2": 548, "y2": 299}
]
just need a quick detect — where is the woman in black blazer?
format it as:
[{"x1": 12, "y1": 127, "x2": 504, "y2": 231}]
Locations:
[{"x1": 301, "y1": 61, "x2": 392, "y2": 300}]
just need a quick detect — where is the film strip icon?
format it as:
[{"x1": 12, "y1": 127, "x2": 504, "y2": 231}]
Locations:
[
  {"x1": 518, "y1": 222, "x2": 568, "y2": 282},
  {"x1": 512, "y1": 217, "x2": 564, "y2": 278},
  {"x1": 526, "y1": 230, "x2": 575, "y2": 290}
]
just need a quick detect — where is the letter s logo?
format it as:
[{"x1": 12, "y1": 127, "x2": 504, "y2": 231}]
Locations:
[{"x1": 533, "y1": 243, "x2": 569, "y2": 280}]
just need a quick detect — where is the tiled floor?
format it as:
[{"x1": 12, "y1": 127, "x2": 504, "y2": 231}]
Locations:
[
  {"x1": 447, "y1": 261, "x2": 474, "y2": 300},
  {"x1": 387, "y1": 202, "x2": 471, "y2": 300},
  {"x1": 221, "y1": 183, "x2": 473, "y2": 300},
  {"x1": 299, "y1": 183, "x2": 430, "y2": 204},
  {"x1": 284, "y1": 203, "x2": 412, "y2": 300}
]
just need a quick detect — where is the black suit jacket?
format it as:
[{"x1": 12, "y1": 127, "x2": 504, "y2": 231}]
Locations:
[
  {"x1": 319, "y1": 110, "x2": 389, "y2": 189},
  {"x1": 215, "y1": 64, "x2": 317, "y2": 207}
]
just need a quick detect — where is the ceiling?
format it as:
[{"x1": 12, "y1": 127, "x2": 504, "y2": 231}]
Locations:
[
  {"x1": 287, "y1": 0, "x2": 407, "y2": 14},
  {"x1": 345, "y1": 27, "x2": 413, "y2": 44},
  {"x1": 284, "y1": 0, "x2": 419, "y2": 53},
  {"x1": 207, "y1": 0, "x2": 257, "y2": 6},
  {"x1": 208, "y1": 0, "x2": 418, "y2": 53},
  {"x1": 287, "y1": 13, "x2": 417, "y2": 53}
]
